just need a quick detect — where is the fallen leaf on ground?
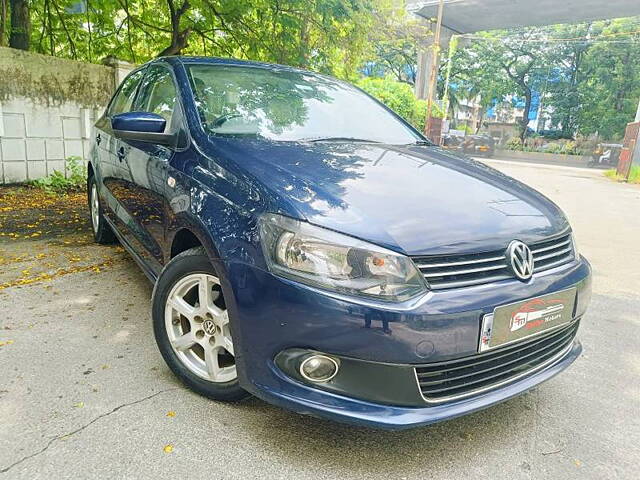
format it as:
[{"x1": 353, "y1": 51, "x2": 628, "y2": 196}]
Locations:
[
  {"x1": 166, "y1": 411, "x2": 176, "y2": 417},
  {"x1": 163, "y1": 444, "x2": 174, "y2": 453}
]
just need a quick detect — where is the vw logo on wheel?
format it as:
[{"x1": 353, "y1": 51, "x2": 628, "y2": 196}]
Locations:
[
  {"x1": 507, "y1": 240, "x2": 534, "y2": 281},
  {"x1": 202, "y1": 319, "x2": 216, "y2": 335}
]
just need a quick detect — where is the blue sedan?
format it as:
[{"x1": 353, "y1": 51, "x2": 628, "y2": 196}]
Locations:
[{"x1": 87, "y1": 56, "x2": 591, "y2": 430}]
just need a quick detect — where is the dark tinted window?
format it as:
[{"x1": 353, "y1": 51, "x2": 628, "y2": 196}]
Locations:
[
  {"x1": 135, "y1": 66, "x2": 178, "y2": 130},
  {"x1": 109, "y1": 69, "x2": 145, "y2": 115}
]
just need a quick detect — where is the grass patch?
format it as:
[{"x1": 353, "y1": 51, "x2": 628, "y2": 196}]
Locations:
[
  {"x1": 604, "y1": 165, "x2": 640, "y2": 184},
  {"x1": 30, "y1": 156, "x2": 86, "y2": 194}
]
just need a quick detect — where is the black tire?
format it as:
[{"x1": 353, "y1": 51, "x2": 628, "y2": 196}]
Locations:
[
  {"x1": 88, "y1": 175, "x2": 117, "y2": 244},
  {"x1": 152, "y1": 247, "x2": 249, "y2": 402}
]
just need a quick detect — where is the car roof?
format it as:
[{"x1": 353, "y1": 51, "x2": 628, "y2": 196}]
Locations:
[{"x1": 155, "y1": 55, "x2": 316, "y2": 75}]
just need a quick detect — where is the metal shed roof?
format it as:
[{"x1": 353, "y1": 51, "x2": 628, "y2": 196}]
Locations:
[{"x1": 408, "y1": 0, "x2": 640, "y2": 33}]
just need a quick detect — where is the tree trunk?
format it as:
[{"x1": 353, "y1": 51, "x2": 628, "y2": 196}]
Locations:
[
  {"x1": 9, "y1": 0, "x2": 30, "y2": 50},
  {"x1": 158, "y1": 27, "x2": 191, "y2": 56},
  {"x1": 519, "y1": 86, "x2": 532, "y2": 142},
  {"x1": 157, "y1": 0, "x2": 191, "y2": 57},
  {"x1": 1, "y1": 0, "x2": 7, "y2": 46}
]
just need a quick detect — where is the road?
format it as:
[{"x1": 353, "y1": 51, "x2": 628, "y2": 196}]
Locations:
[{"x1": 1, "y1": 160, "x2": 638, "y2": 479}]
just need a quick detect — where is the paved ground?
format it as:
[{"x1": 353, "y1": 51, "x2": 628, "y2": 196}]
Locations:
[{"x1": 1, "y1": 161, "x2": 638, "y2": 480}]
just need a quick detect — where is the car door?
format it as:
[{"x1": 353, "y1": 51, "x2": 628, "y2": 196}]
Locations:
[
  {"x1": 94, "y1": 68, "x2": 146, "y2": 226},
  {"x1": 111, "y1": 64, "x2": 180, "y2": 274}
]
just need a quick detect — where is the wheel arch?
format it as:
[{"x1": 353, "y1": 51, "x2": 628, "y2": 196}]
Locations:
[
  {"x1": 170, "y1": 228, "x2": 204, "y2": 258},
  {"x1": 167, "y1": 223, "x2": 222, "y2": 264},
  {"x1": 87, "y1": 161, "x2": 95, "y2": 179}
]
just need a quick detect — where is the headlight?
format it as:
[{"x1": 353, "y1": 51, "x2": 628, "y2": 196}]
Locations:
[{"x1": 259, "y1": 213, "x2": 428, "y2": 302}]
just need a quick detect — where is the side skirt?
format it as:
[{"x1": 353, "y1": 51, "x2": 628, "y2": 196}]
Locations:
[{"x1": 103, "y1": 216, "x2": 158, "y2": 284}]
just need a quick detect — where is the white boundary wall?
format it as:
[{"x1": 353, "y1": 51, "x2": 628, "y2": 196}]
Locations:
[{"x1": 0, "y1": 48, "x2": 133, "y2": 184}]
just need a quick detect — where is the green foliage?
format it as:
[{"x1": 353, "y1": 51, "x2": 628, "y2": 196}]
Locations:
[
  {"x1": 605, "y1": 165, "x2": 640, "y2": 184},
  {"x1": 560, "y1": 141, "x2": 578, "y2": 155},
  {"x1": 505, "y1": 137, "x2": 583, "y2": 155},
  {"x1": 543, "y1": 143, "x2": 564, "y2": 154},
  {"x1": 448, "y1": 18, "x2": 640, "y2": 141},
  {"x1": 362, "y1": 4, "x2": 431, "y2": 84},
  {"x1": 459, "y1": 124, "x2": 474, "y2": 135},
  {"x1": 451, "y1": 28, "x2": 553, "y2": 141},
  {"x1": 19, "y1": 0, "x2": 377, "y2": 80},
  {"x1": 575, "y1": 19, "x2": 640, "y2": 139},
  {"x1": 31, "y1": 156, "x2": 87, "y2": 194},
  {"x1": 356, "y1": 76, "x2": 442, "y2": 132},
  {"x1": 505, "y1": 137, "x2": 523, "y2": 151}
]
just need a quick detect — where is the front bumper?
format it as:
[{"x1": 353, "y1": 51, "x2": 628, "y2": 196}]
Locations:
[{"x1": 222, "y1": 256, "x2": 591, "y2": 430}]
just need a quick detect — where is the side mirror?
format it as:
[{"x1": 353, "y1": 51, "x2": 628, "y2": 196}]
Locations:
[{"x1": 111, "y1": 112, "x2": 176, "y2": 146}]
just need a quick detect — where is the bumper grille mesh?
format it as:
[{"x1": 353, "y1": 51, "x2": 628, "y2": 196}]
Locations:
[
  {"x1": 412, "y1": 233, "x2": 575, "y2": 290},
  {"x1": 415, "y1": 321, "x2": 579, "y2": 402}
]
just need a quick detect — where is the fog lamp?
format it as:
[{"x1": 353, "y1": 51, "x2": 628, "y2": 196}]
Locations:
[{"x1": 299, "y1": 355, "x2": 339, "y2": 383}]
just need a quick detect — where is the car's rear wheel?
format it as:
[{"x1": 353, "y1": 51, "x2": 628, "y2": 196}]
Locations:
[
  {"x1": 152, "y1": 247, "x2": 248, "y2": 401},
  {"x1": 88, "y1": 176, "x2": 116, "y2": 244}
]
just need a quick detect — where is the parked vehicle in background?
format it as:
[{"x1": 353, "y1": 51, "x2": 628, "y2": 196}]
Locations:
[
  {"x1": 87, "y1": 56, "x2": 592, "y2": 430},
  {"x1": 467, "y1": 134, "x2": 495, "y2": 157},
  {"x1": 588, "y1": 143, "x2": 623, "y2": 168},
  {"x1": 443, "y1": 134, "x2": 495, "y2": 158}
]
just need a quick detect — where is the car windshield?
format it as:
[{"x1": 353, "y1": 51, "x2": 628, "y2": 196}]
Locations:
[{"x1": 186, "y1": 64, "x2": 422, "y2": 144}]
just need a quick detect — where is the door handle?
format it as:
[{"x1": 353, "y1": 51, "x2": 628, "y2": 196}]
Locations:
[
  {"x1": 96, "y1": 133, "x2": 101, "y2": 145},
  {"x1": 117, "y1": 146, "x2": 126, "y2": 162}
]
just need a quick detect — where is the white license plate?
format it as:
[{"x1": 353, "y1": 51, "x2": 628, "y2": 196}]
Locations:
[{"x1": 479, "y1": 288, "x2": 577, "y2": 352}]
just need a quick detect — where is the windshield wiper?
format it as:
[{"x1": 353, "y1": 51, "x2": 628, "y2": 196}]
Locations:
[{"x1": 302, "y1": 136, "x2": 382, "y2": 143}]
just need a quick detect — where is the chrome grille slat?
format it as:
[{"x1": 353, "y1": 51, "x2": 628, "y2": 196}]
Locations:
[
  {"x1": 429, "y1": 273, "x2": 513, "y2": 290},
  {"x1": 415, "y1": 321, "x2": 579, "y2": 402},
  {"x1": 413, "y1": 233, "x2": 575, "y2": 290},
  {"x1": 531, "y1": 238, "x2": 571, "y2": 254},
  {"x1": 422, "y1": 262, "x2": 508, "y2": 278},
  {"x1": 414, "y1": 255, "x2": 505, "y2": 269},
  {"x1": 533, "y1": 257, "x2": 572, "y2": 272},
  {"x1": 534, "y1": 246, "x2": 573, "y2": 262}
]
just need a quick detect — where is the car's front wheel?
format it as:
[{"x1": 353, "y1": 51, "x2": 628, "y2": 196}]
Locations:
[{"x1": 152, "y1": 247, "x2": 248, "y2": 401}]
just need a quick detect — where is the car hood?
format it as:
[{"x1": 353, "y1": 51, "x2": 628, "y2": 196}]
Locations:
[{"x1": 209, "y1": 138, "x2": 569, "y2": 256}]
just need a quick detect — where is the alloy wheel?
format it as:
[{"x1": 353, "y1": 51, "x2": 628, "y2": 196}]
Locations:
[
  {"x1": 90, "y1": 183, "x2": 100, "y2": 233},
  {"x1": 164, "y1": 273, "x2": 236, "y2": 383}
]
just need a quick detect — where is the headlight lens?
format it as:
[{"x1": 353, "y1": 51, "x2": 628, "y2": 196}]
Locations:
[{"x1": 259, "y1": 213, "x2": 428, "y2": 302}]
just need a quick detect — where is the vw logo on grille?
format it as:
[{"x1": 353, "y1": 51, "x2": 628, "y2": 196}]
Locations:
[{"x1": 507, "y1": 241, "x2": 534, "y2": 281}]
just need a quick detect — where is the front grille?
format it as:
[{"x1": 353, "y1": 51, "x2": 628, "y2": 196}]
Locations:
[
  {"x1": 412, "y1": 233, "x2": 575, "y2": 290},
  {"x1": 415, "y1": 320, "x2": 579, "y2": 402}
]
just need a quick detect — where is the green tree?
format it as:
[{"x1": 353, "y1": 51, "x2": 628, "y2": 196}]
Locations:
[
  {"x1": 356, "y1": 76, "x2": 442, "y2": 131},
  {"x1": 364, "y1": 3, "x2": 431, "y2": 85},
  {"x1": 466, "y1": 29, "x2": 554, "y2": 141},
  {"x1": 448, "y1": 19, "x2": 640, "y2": 141},
  {"x1": 576, "y1": 18, "x2": 640, "y2": 139},
  {"x1": 24, "y1": 0, "x2": 376, "y2": 80},
  {"x1": 543, "y1": 23, "x2": 594, "y2": 137}
]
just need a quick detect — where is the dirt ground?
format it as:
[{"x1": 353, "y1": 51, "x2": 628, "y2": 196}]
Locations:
[{"x1": 0, "y1": 187, "x2": 127, "y2": 292}]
